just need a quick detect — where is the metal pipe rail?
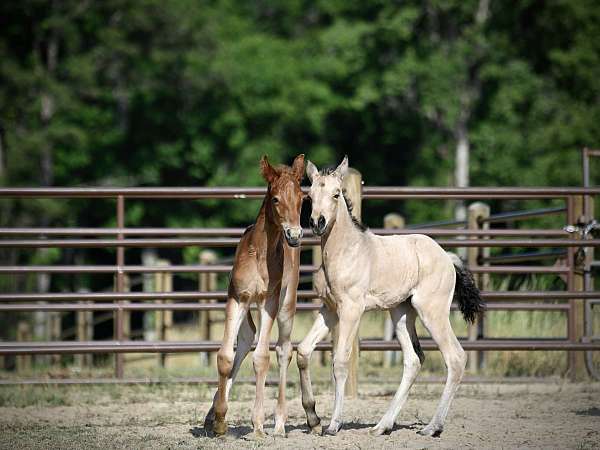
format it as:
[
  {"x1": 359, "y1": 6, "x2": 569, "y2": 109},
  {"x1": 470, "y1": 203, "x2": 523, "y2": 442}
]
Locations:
[
  {"x1": 2, "y1": 186, "x2": 600, "y2": 198},
  {"x1": 482, "y1": 207, "x2": 567, "y2": 224},
  {"x1": 1, "y1": 238, "x2": 598, "y2": 248},
  {"x1": 0, "y1": 264, "x2": 571, "y2": 274},
  {"x1": 479, "y1": 250, "x2": 567, "y2": 264},
  {"x1": 0, "y1": 227, "x2": 570, "y2": 237},
  {"x1": 0, "y1": 290, "x2": 597, "y2": 302},
  {"x1": 1, "y1": 339, "x2": 599, "y2": 355},
  {"x1": 1, "y1": 184, "x2": 597, "y2": 380},
  {"x1": 0, "y1": 302, "x2": 571, "y2": 313}
]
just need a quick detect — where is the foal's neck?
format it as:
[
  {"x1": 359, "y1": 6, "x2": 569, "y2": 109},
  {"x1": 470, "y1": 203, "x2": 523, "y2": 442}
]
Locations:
[
  {"x1": 321, "y1": 197, "x2": 365, "y2": 259},
  {"x1": 255, "y1": 191, "x2": 298, "y2": 286},
  {"x1": 255, "y1": 191, "x2": 283, "y2": 255}
]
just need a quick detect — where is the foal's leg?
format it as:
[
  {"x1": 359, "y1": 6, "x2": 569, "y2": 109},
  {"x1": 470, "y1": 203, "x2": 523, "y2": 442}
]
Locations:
[
  {"x1": 412, "y1": 290, "x2": 466, "y2": 437},
  {"x1": 213, "y1": 297, "x2": 250, "y2": 436},
  {"x1": 204, "y1": 311, "x2": 255, "y2": 431},
  {"x1": 370, "y1": 303, "x2": 422, "y2": 435},
  {"x1": 297, "y1": 306, "x2": 338, "y2": 434},
  {"x1": 325, "y1": 302, "x2": 363, "y2": 436},
  {"x1": 250, "y1": 296, "x2": 278, "y2": 438},
  {"x1": 273, "y1": 287, "x2": 296, "y2": 436}
]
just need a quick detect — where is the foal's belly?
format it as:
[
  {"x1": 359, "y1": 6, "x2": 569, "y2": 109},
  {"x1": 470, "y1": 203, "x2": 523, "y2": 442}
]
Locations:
[{"x1": 363, "y1": 288, "x2": 413, "y2": 311}]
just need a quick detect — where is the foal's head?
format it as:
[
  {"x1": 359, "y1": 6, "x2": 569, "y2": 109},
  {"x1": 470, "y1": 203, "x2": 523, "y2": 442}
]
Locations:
[
  {"x1": 260, "y1": 154, "x2": 305, "y2": 247},
  {"x1": 306, "y1": 156, "x2": 349, "y2": 236}
]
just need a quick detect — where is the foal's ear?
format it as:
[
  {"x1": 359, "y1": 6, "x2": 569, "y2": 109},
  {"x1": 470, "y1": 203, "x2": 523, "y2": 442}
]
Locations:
[
  {"x1": 306, "y1": 160, "x2": 319, "y2": 184},
  {"x1": 334, "y1": 155, "x2": 349, "y2": 179},
  {"x1": 291, "y1": 154, "x2": 305, "y2": 182},
  {"x1": 260, "y1": 155, "x2": 280, "y2": 184}
]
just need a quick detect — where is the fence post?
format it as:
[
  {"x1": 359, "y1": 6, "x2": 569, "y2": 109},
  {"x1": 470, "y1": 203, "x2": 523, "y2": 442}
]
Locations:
[
  {"x1": 467, "y1": 202, "x2": 490, "y2": 373},
  {"x1": 76, "y1": 304, "x2": 86, "y2": 368},
  {"x1": 199, "y1": 249, "x2": 217, "y2": 367},
  {"x1": 570, "y1": 195, "x2": 587, "y2": 379},
  {"x1": 342, "y1": 167, "x2": 362, "y2": 397},
  {"x1": 16, "y1": 321, "x2": 31, "y2": 373},
  {"x1": 49, "y1": 311, "x2": 62, "y2": 365},
  {"x1": 155, "y1": 259, "x2": 171, "y2": 368},
  {"x1": 123, "y1": 274, "x2": 131, "y2": 341},
  {"x1": 142, "y1": 249, "x2": 158, "y2": 341},
  {"x1": 76, "y1": 288, "x2": 93, "y2": 368},
  {"x1": 35, "y1": 261, "x2": 51, "y2": 367},
  {"x1": 114, "y1": 195, "x2": 126, "y2": 378},
  {"x1": 383, "y1": 213, "x2": 405, "y2": 368}
]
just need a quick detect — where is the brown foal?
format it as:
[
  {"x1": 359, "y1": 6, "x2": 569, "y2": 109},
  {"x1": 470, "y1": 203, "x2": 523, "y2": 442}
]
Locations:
[{"x1": 204, "y1": 154, "x2": 305, "y2": 438}]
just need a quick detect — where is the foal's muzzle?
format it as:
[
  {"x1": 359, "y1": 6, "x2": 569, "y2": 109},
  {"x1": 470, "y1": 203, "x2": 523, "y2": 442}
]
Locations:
[
  {"x1": 310, "y1": 215, "x2": 327, "y2": 236},
  {"x1": 283, "y1": 226, "x2": 303, "y2": 247}
]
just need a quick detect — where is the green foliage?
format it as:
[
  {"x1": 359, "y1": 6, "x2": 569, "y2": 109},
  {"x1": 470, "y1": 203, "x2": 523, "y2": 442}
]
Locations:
[{"x1": 0, "y1": 1, "x2": 599, "y2": 284}]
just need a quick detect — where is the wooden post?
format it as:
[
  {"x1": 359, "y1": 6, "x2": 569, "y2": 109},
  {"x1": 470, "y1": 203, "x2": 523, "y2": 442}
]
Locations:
[
  {"x1": 570, "y1": 195, "x2": 587, "y2": 379},
  {"x1": 50, "y1": 311, "x2": 62, "y2": 365},
  {"x1": 342, "y1": 167, "x2": 362, "y2": 397},
  {"x1": 467, "y1": 202, "x2": 490, "y2": 373},
  {"x1": 123, "y1": 274, "x2": 131, "y2": 340},
  {"x1": 78, "y1": 288, "x2": 94, "y2": 368},
  {"x1": 16, "y1": 321, "x2": 31, "y2": 373},
  {"x1": 35, "y1": 263, "x2": 51, "y2": 367},
  {"x1": 76, "y1": 289, "x2": 88, "y2": 368},
  {"x1": 383, "y1": 213, "x2": 405, "y2": 368},
  {"x1": 141, "y1": 249, "x2": 157, "y2": 341},
  {"x1": 76, "y1": 303, "x2": 94, "y2": 368},
  {"x1": 199, "y1": 249, "x2": 218, "y2": 366},
  {"x1": 155, "y1": 259, "x2": 170, "y2": 367}
]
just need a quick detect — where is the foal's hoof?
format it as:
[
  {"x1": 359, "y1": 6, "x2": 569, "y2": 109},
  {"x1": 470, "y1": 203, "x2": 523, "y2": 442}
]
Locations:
[
  {"x1": 213, "y1": 420, "x2": 228, "y2": 436},
  {"x1": 322, "y1": 427, "x2": 339, "y2": 436},
  {"x1": 244, "y1": 430, "x2": 267, "y2": 441},
  {"x1": 271, "y1": 427, "x2": 287, "y2": 438},
  {"x1": 369, "y1": 424, "x2": 390, "y2": 436},
  {"x1": 309, "y1": 424, "x2": 322, "y2": 435},
  {"x1": 417, "y1": 424, "x2": 443, "y2": 437}
]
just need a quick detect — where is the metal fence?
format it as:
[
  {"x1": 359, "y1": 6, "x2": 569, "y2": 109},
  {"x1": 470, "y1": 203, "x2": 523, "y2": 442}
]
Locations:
[{"x1": 1, "y1": 185, "x2": 600, "y2": 382}]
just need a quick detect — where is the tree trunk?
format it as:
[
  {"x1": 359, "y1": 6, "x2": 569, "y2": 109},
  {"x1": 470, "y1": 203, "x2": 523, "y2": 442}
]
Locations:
[
  {"x1": 454, "y1": 120, "x2": 470, "y2": 222},
  {"x1": 34, "y1": 22, "x2": 59, "y2": 362}
]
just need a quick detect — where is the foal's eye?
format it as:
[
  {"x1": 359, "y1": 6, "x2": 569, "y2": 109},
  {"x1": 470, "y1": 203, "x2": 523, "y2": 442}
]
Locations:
[
  {"x1": 272, "y1": 197, "x2": 279, "y2": 205},
  {"x1": 333, "y1": 193, "x2": 340, "y2": 199}
]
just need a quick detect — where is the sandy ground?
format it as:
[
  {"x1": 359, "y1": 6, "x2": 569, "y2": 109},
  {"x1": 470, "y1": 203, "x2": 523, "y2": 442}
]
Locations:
[{"x1": 0, "y1": 382, "x2": 599, "y2": 449}]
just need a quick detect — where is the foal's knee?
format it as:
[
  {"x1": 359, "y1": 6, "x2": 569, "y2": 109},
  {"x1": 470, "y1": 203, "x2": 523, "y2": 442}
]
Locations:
[
  {"x1": 296, "y1": 343, "x2": 312, "y2": 370},
  {"x1": 252, "y1": 350, "x2": 270, "y2": 373},
  {"x1": 332, "y1": 357, "x2": 349, "y2": 382},
  {"x1": 276, "y1": 341, "x2": 292, "y2": 367},
  {"x1": 217, "y1": 349, "x2": 234, "y2": 377},
  {"x1": 404, "y1": 351, "x2": 422, "y2": 373}
]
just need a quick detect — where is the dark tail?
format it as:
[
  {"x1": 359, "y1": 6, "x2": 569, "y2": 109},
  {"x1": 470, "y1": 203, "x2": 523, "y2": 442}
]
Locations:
[{"x1": 453, "y1": 264, "x2": 485, "y2": 323}]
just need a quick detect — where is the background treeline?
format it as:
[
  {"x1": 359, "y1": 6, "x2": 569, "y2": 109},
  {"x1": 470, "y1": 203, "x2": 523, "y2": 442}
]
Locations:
[{"x1": 0, "y1": 0, "x2": 599, "y2": 282}]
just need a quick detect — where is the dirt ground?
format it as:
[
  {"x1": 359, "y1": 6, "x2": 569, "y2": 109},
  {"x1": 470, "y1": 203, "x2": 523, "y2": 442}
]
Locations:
[{"x1": 0, "y1": 381, "x2": 599, "y2": 449}]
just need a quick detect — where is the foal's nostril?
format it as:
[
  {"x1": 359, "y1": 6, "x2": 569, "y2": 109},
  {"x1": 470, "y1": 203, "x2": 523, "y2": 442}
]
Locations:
[
  {"x1": 309, "y1": 217, "x2": 316, "y2": 229},
  {"x1": 318, "y1": 215, "x2": 326, "y2": 230}
]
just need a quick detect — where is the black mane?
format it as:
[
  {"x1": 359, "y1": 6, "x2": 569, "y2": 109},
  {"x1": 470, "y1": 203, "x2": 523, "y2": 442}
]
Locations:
[{"x1": 343, "y1": 191, "x2": 368, "y2": 232}]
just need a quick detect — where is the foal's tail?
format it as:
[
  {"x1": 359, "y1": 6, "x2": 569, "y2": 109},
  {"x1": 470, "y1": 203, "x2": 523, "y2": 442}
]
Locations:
[{"x1": 448, "y1": 253, "x2": 485, "y2": 323}]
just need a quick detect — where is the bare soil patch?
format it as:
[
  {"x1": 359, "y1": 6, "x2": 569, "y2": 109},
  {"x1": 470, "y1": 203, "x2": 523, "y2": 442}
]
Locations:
[{"x1": 0, "y1": 382, "x2": 598, "y2": 449}]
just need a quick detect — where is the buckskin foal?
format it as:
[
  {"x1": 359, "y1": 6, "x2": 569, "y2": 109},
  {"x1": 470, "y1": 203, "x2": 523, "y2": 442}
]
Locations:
[
  {"x1": 204, "y1": 154, "x2": 305, "y2": 438},
  {"x1": 297, "y1": 156, "x2": 485, "y2": 437}
]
